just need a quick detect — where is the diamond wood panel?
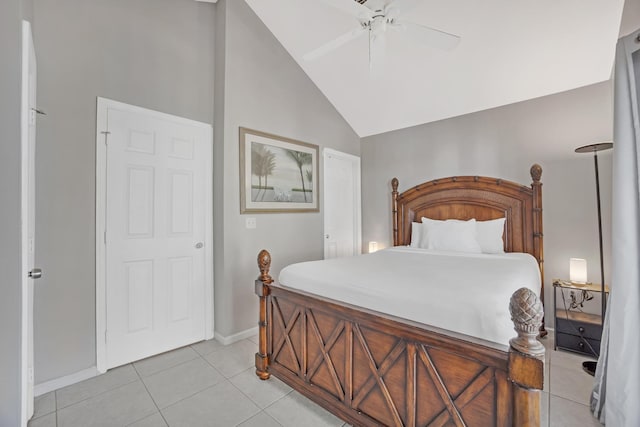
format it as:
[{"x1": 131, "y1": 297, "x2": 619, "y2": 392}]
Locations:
[{"x1": 268, "y1": 293, "x2": 510, "y2": 426}]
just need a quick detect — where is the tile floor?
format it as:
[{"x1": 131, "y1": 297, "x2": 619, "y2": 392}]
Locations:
[{"x1": 29, "y1": 334, "x2": 602, "y2": 427}]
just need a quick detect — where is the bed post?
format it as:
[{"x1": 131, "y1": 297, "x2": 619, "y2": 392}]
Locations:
[
  {"x1": 255, "y1": 249, "x2": 273, "y2": 380},
  {"x1": 530, "y1": 164, "x2": 547, "y2": 337},
  {"x1": 508, "y1": 287, "x2": 545, "y2": 427},
  {"x1": 392, "y1": 177, "x2": 399, "y2": 246}
]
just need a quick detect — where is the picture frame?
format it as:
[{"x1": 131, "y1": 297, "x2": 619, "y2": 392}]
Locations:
[{"x1": 240, "y1": 127, "x2": 319, "y2": 213}]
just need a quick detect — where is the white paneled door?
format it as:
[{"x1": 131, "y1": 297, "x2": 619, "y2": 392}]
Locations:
[
  {"x1": 97, "y1": 99, "x2": 213, "y2": 370},
  {"x1": 323, "y1": 149, "x2": 361, "y2": 259},
  {"x1": 21, "y1": 20, "x2": 37, "y2": 425}
]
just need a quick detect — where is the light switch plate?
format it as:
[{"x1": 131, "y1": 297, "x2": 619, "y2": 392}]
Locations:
[{"x1": 246, "y1": 217, "x2": 257, "y2": 229}]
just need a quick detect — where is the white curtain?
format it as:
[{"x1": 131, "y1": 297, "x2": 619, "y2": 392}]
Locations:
[{"x1": 591, "y1": 31, "x2": 640, "y2": 426}]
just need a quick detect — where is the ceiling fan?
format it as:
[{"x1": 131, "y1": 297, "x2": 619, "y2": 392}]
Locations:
[{"x1": 303, "y1": 0, "x2": 460, "y2": 67}]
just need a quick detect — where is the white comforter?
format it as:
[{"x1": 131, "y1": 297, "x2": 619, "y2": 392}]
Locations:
[{"x1": 279, "y1": 247, "x2": 541, "y2": 346}]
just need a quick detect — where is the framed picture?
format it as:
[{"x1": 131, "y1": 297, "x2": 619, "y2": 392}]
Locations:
[{"x1": 240, "y1": 127, "x2": 319, "y2": 213}]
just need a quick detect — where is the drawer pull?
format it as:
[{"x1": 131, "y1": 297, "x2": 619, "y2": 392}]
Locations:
[
  {"x1": 578, "y1": 326, "x2": 585, "y2": 333},
  {"x1": 578, "y1": 342, "x2": 585, "y2": 349}
]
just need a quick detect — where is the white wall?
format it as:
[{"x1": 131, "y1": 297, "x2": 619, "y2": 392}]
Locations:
[
  {"x1": 214, "y1": 0, "x2": 361, "y2": 337},
  {"x1": 33, "y1": 0, "x2": 215, "y2": 384},
  {"x1": 362, "y1": 82, "x2": 613, "y2": 327}
]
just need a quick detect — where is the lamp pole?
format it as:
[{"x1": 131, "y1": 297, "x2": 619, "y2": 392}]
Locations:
[{"x1": 575, "y1": 141, "x2": 613, "y2": 376}]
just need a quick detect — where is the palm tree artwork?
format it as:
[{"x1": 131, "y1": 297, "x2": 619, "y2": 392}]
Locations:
[
  {"x1": 305, "y1": 169, "x2": 313, "y2": 190},
  {"x1": 251, "y1": 143, "x2": 276, "y2": 201},
  {"x1": 286, "y1": 150, "x2": 313, "y2": 202},
  {"x1": 242, "y1": 128, "x2": 318, "y2": 212}
]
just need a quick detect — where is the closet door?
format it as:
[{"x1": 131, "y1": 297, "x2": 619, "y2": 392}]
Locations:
[
  {"x1": 323, "y1": 148, "x2": 361, "y2": 259},
  {"x1": 97, "y1": 99, "x2": 213, "y2": 370}
]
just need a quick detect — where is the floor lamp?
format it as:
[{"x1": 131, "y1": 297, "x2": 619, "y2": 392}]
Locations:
[{"x1": 575, "y1": 142, "x2": 612, "y2": 376}]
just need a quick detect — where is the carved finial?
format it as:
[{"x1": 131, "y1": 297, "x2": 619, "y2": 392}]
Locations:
[
  {"x1": 509, "y1": 288, "x2": 545, "y2": 356},
  {"x1": 530, "y1": 164, "x2": 542, "y2": 183},
  {"x1": 257, "y1": 250, "x2": 273, "y2": 284},
  {"x1": 391, "y1": 178, "x2": 399, "y2": 192}
]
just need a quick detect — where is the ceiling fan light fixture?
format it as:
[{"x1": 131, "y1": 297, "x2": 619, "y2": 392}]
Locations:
[{"x1": 370, "y1": 15, "x2": 387, "y2": 37}]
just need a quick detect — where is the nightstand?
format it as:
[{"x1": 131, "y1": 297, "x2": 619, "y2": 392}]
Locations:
[{"x1": 553, "y1": 279, "x2": 610, "y2": 357}]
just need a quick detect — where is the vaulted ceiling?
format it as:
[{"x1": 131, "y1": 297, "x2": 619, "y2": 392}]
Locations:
[{"x1": 245, "y1": 0, "x2": 626, "y2": 137}]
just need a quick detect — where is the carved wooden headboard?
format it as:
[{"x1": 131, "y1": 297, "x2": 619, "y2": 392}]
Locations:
[{"x1": 391, "y1": 164, "x2": 544, "y2": 275}]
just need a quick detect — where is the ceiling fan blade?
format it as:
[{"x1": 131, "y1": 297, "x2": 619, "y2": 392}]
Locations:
[
  {"x1": 384, "y1": 0, "x2": 421, "y2": 17},
  {"x1": 396, "y1": 20, "x2": 460, "y2": 51},
  {"x1": 317, "y1": 0, "x2": 372, "y2": 20},
  {"x1": 303, "y1": 26, "x2": 367, "y2": 61}
]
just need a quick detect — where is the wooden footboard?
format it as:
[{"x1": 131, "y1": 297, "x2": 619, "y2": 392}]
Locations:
[{"x1": 255, "y1": 250, "x2": 545, "y2": 427}]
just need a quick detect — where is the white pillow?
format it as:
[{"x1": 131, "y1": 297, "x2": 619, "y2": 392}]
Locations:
[
  {"x1": 410, "y1": 222, "x2": 423, "y2": 247},
  {"x1": 421, "y1": 217, "x2": 482, "y2": 253},
  {"x1": 476, "y1": 218, "x2": 506, "y2": 254}
]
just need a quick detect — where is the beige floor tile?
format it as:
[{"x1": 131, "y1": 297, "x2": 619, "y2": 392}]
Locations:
[
  {"x1": 142, "y1": 357, "x2": 224, "y2": 409},
  {"x1": 549, "y1": 362, "x2": 595, "y2": 405},
  {"x1": 541, "y1": 391, "x2": 549, "y2": 427},
  {"x1": 203, "y1": 339, "x2": 256, "y2": 378},
  {"x1": 549, "y1": 395, "x2": 602, "y2": 427},
  {"x1": 238, "y1": 411, "x2": 282, "y2": 427},
  {"x1": 265, "y1": 391, "x2": 344, "y2": 427},
  {"x1": 190, "y1": 338, "x2": 225, "y2": 356},
  {"x1": 161, "y1": 380, "x2": 260, "y2": 427},
  {"x1": 56, "y1": 364, "x2": 139, "y2": 409},
  {"x1": 133, "y1": 346, "x2": 199, "y2": 377},
  {"x1": 549, "y1": 348, "x2": 596, "y2": 372},
  {"x1": 230, "y1": 368, "x2": 292, "y2": 409},
  {"x1": 127, "y1": 412, "x2": 168, "y2": 427},
  {"x1": 33, "y1": 391, "x2": 56, "y2": 419},
  {"x1": 542, "y1": 352, "x2": 551, "y2": 393},
  {"x1": 28, "y1": 412, "x2": 56, "y2": 427},
  {"x1": 57, "y1": 380, "x2": 156, "y2": 427}
]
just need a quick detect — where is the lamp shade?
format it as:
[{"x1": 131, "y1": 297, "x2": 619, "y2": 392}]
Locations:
[
  {"x1": 570, "y1": 258, "x2": 588, "y2": 283},
  {"x1": 368, "y1": 241, "x2": 378, "y2": 253}
]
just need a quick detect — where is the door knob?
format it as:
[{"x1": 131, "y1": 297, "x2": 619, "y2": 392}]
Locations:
[
  {"x1": 195, "y1": 242, "x2": 204, "y2": 249},
  {"x1": 325, "y1": 234, "x2": 329, "y2": 239},
  {"x1": 29, "y1": 268, "x2": 42, "y2": 279}
]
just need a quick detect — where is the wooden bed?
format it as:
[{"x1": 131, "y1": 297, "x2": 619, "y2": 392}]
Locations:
[{"x1": 255, "y1": 164, "x2": 546, "y2": 426}]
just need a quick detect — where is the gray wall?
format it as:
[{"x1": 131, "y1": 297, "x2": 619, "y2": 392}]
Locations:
[
  {"x1": 362, "y1": 81, "x2": 613, "y2": 327},
  {"x1": 0, "y1": 0, "x2": 25, "y2": 422},
  {"x1": 32, "y1": 0, "x2": 359, "y2": 386},
  {"x1": 33, "y1": 0, "x2": 215, "y2": 383},
  {"x1": 214, "y1": 0, "x2": 361, "y2": 337}
]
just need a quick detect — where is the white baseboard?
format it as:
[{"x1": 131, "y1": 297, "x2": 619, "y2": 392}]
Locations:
[
  {"x1": 34, "y1": 366, "x2": 98, "y2": 397},
  {"x1": 214, "y1": 326, "x2": 258, "y2": 346}
]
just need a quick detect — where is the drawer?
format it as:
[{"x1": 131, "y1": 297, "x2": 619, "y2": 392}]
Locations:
[
  {"x1": 556, "y1": 316, "x2": 602, "y2": 340},
  {"x1": 556, "y1": 332, "x2": 601, "y2": 357}
]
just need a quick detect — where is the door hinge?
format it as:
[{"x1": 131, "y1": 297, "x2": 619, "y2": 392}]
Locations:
[
  {"x1": 30, "y1": 108, "x2": 45, "y2": 125},
  {"x1": 101, "y1": 131, "x2": 110, "y2": 145},
  {"x1": 104, "y1": 230, "x2": 107, "y2": 245}
]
